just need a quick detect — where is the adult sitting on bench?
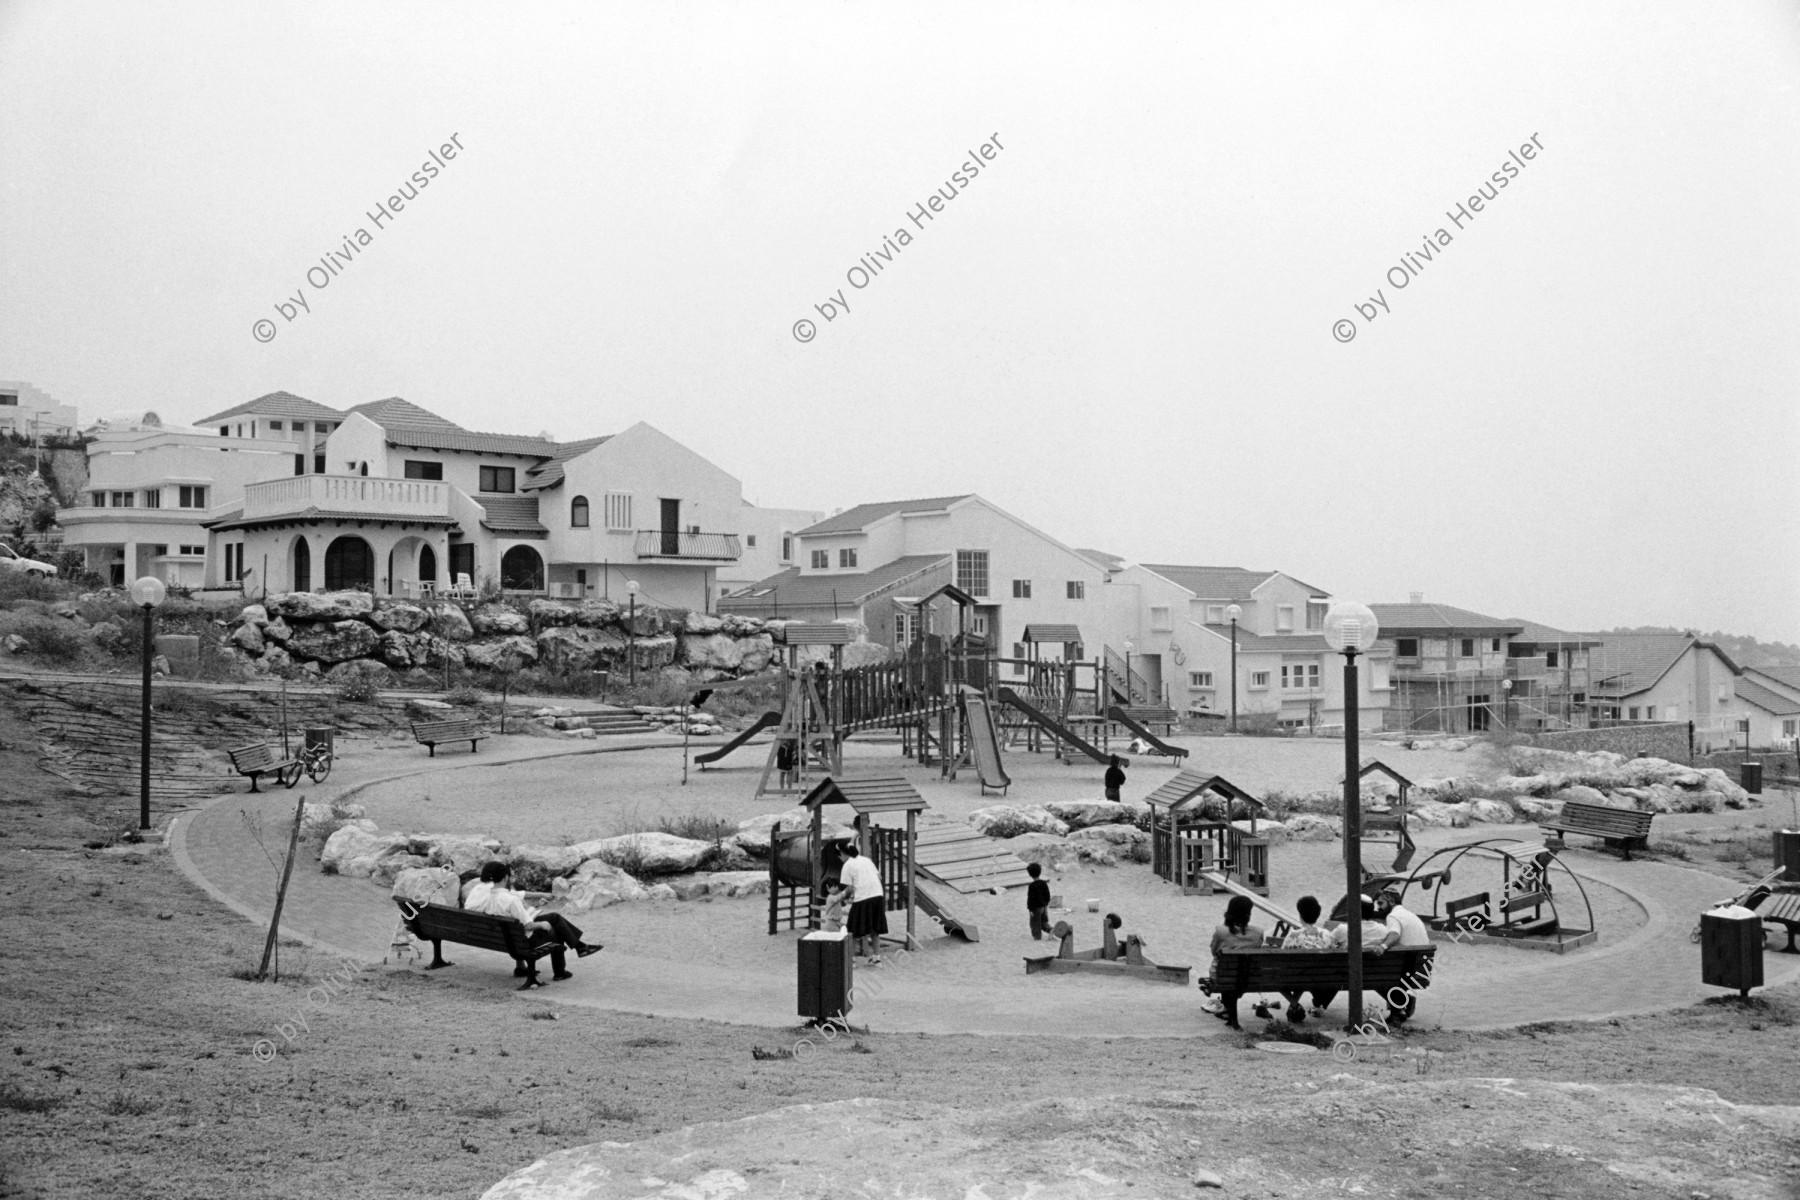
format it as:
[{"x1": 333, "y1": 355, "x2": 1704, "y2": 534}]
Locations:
[
  {"x1": 464, "y1": 861, "x2": 601, "y2": 983},
  {"x1": 1368, "y1": 892, "x2": 1433, "y2": 1022},
  {"x1": 1304, "y1": 896, "x2": 1394, "y2": 1019},
  {"x1": 1200, "y1": 895, "x2": 1267, "y2": 1026}
]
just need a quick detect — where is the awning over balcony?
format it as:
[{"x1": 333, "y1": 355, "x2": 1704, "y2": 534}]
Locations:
[{"x1": 633, "y1": 530, "x2": 740, "y2": 560}]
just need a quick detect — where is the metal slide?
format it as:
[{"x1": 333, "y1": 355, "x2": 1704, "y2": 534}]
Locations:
[
  {"x1": 995, "y1": 687, "x2": 1112, "y2": 764},
  {"x1": 961, "y1": 693, "x2": 1012, "y2": 794},
  {"x1": 1103, "y1": 706, "x2": 1189, "y2": 760},
  {"x1": 694, "y1": 710, "x2": 781, "y2": 766}
]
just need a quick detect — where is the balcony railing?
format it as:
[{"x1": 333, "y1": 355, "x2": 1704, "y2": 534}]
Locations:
[
  {"x1": 633, "y1": 530, "x2": 742, "y2": 561},
  {"x1": 242, "y1": 475, "x2": 453, "y2": 520}
]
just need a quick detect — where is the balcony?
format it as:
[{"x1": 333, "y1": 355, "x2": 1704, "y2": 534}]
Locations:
[
  {"x1": 242, "y1": 475, "x2": 453, "y2": 521},
  {"x1": 632, "y1": 530, "x2": 742, "y2": 561}
]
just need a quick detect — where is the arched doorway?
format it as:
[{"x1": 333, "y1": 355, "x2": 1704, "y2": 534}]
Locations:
[
  {"x1": 500, "y1": 544, "x2": 545, "y2": 592},
  {"x1": 292, "y1": 537, "x2": 312, "y2": 592},
  {"x1": 418, "y1": 544, "x2": 437, "y2": 584},
  {"x1": 324, "y1": 536, "x2": 375, "y2": 591}
]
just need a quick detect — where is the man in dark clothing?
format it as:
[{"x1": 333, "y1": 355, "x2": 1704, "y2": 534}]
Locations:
[
  {"x1": 1025, "y1": 861, "x2": 1053, "y2": 939},
  {"x1": 1104, "y1": 756, "x2": 1127, "y2": 802}
]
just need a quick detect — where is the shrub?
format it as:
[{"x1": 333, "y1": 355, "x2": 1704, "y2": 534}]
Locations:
[
  {"x1": 335, "y1": 674, "x2": 379, "y2": 703},
  {"x1": 446, "y1": 685, "x2": 486, "y2": 707},
  {"x1": 0, "y1": 570, "x2": 70, "y2": 605},
  {"x1": 3, "y1": 614, "x2": 87, "y2": 665},
  {"x1": 658, "y1": 812, "x2": 736, "y2": 842}
]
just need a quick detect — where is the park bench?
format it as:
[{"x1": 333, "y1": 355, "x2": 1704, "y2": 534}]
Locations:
[
  {"x1": 227, "y1": 742, "x2": 301, "y2": 792},
  {"x1": 411, "y1": 718, "x2": 488, "y2": 757},
  {"x1": 1202, "y1": 945, "x2": 1437, "y2": 1028},
  {"x1": 394, "y1": 899, "x2": 558, "y2": 989},
  {"x1": 1538, "y1": 801, "x2": 1655, "y2": 859},
  {"x1": 1756, "y1": 892, "x2": 1800, "y2": 953}
]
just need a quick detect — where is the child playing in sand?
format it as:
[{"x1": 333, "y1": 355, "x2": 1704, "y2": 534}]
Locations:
[{"x1": 820, "y1": 882, "x2": 848, "y2": 932}]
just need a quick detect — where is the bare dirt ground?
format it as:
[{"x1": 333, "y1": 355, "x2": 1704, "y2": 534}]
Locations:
[{"x1": 3, "y1": 698, "x2": 1799, "y2": 1200}]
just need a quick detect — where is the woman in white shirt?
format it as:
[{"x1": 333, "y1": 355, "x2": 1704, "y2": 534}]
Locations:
[{"x1": 837, "y1": 843, "x2": 888, "y2": 964}]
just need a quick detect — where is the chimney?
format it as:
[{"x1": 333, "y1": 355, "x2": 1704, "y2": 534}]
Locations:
[{"x1": 1409, "y1": 592, "x2": 1425, "y2": 605}]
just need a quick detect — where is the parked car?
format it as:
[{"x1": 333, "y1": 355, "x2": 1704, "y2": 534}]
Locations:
[{"x1": 0, "y1": 543, "x2": 58, "y2": 577}]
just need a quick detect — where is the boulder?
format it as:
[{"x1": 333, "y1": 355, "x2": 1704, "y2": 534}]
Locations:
[
  {"x1": 320, "y1": 823, "x2": 409, "y2": 875},
  {"x1": 681, "y1": 633, "x2": 743, "y2": 671},
  {"x1": 325, "y1": 659, "x2": 395, "y2": 688},
  {"x1": 528, "y1": 599, "x2": 578, "y2": 627},
  {"x1": 470, "y1": 604, "x2": 529, "y2": 636},
  {"x1": 288, "y1": 619, "x2": 382, "y2": 664},
  {"x1": 572, "y1": 832, "x2": 714, "y2": 874},
  {"x1": 730, "y1": 809, "x2": 851, "y2": 856},
  {"x1": 968, "y1": 805, "x2": 1069, "y2": 838},
  {"x1": 550, "y1": 858, "x2": 650, "y2": 911},
  {"x1": 1410, "y1": 801, "x2": 1469, "y2": 828},
  {"x1": 2, "y1": 633, "x2": 28, "y2": 654},
  {"x1": 410, "y1": 634, "x2": 461, "y2": 670},
  {"x1": 390, "y1": 866, "x2": 462, "y2": 908},
  {"x1": 1282, "y1": 813, "x2": 1339, "y2": 842},
  {"x1": 1043, "y1": 800, "x2": 1136, "y2": 830},
  {"x1": 1466, "y1": 798, "x2": 1518, "y2": 824},
  {"x1": 297, "y1": 660, "x2": 322, "y2": 678},
  {"x1": 623, "y1": 607, "x2": 668, "y2": 637},
  {"x1": 250, "y1": 645, "x2": 292, "y2": 674},
  {"x1": 1553, "y1": 784, "x2": 1609, "y2": 808},
  {"x1": 572, "y1": 599, "x2": 622, "y2": 628},
  {"x1": 631, "y1": 634, "x2": 678, "y2": 671},
  {"x1": 432, "y1": 605, "x2": 475, "y2": 641},
  {"x1": 262, "y1": 616, "x2": 291, "y2": 643},
  {"x1": 684, "y1": 611, "x2": 725, "y2": 635},
  {"x1": 509, "y1": 844, "x2": 585, "y2": 877},
  {"x1": 268, "y1": 590, "x2": 375, "y2": 621},
  {"x1": 372, "y1": 853, "x2": 430, "y2": 884},
  {"x1": 735, "y1": 635, "x2": 776, "y2": 674},
  {"x1": 1696, "y1": 769, "x2": 1751, "y2": 807},
  {"x1": 1068, "y1": 824, "x2": 1149, "y2": 849},
  {"x1": 423, "y1": 835, "x2": 506, "y2": 874},
  {"x1": 1232, "y1": 818, "x2": 1289, "y2": 846},
  {"x1": 720, "y1": 614, "x2": 765, "y2": 637},
  {"x1": 645, "y1": 883, "x2": 677, "y2": 901},
  {"x1": 536, "y1": 625, "x2": 627, "y2": 673},
  {"x1": 299, "y1": 800, "x2": 366, "y2": 839},
  {"x1": 1512, "y1": 797, "x2": 1560, "y2": 820},
  {"x1": 89, "y1": 622, "x2": 124, "y2": 651},
  {"x1": 239, "y1": 604, "x2": 270, "y2": 626},
  {"x1": 465, "y1": 635, "x2": 539, "y2": 670},
  {"x1": 376, "y1": 629, "x2": 414, "y2": 669},
  {"x1": 696, "y1": 870, "x2": 768, "y2": 898},
  {"x1": 369, "y1": 601, "x2": 430, "y2": 634}
]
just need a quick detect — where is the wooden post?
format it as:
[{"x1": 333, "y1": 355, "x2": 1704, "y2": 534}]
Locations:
[
  {"x1": 257, "y1": 791, "x2": 308, "y2": 980},
  {"x1": 906, "y1": 808, "x2": 917, "y2": 945}
]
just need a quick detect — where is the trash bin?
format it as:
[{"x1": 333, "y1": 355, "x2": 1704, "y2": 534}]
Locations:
[
  {"x1": 1700, "y1": 906, "x2": 1764, "y2": 998},
  {"x1": 1775, "y1": 830, "x2": 1800, "y2": 883},
  {"x1": 798, "y1": 930, "x2": 852, "y2": 1022},
  {"x1": 303, "y1": 727, "x2": 333, "y2": 757},
  {"x1": 1741, "y1": 762, "x2": 1763, "y2": 795}
]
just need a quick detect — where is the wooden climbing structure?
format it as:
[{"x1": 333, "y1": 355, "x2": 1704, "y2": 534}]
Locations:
[{"x1": 1143, "y1": 770, "x2": 1270, "y2": 896}]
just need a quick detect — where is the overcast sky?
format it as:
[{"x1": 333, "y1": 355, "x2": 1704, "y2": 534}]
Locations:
[{"x1": 3, "y1": 2, "x2": 1797, "y2": 642}]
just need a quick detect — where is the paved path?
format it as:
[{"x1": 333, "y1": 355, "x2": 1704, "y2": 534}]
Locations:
[{"x1": 171, "y1": 741, "x2": 1800, "y2": 1038}]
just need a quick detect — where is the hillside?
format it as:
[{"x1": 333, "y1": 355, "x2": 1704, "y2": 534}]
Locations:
[{"x1": 1601, "y1": 625, "x2": 1800, "y2": 668}]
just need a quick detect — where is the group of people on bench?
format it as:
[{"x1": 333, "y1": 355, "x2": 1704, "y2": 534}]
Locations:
[
  {"x1": 1199, "y1": 892, "x2": 1432, "y2": 1029},
  {"x1": 462, "y1": 861, "x2": 602, "y2": 983}
]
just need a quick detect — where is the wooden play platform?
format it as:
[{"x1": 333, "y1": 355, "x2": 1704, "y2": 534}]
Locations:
[{"x1": 913, "y1": 817, "x2": 1035, "y2": 894}]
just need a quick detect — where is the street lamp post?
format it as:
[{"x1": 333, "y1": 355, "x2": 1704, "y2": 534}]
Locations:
[
  {"x1": 1501, "y1": 678, "x2": 1513, "y2": 730},
  {"x1": 129, "y1": 576, "x2": 167, "y2": 832},
  {"x1": 626, "y1": 579, "x2": 640, "y2": 686},
  {"x1": 1225, "y1": 604, "x2": 1242, "y2": 733},
  {"x1": 1324, "y1": 600, "x2": 1380, "y2": 1033}
]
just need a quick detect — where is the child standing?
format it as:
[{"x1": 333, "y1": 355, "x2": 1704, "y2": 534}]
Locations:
[
  {"x1": 820, "y1": 882, "x2": 848, "y2": 932},
  {"x1": 1025, "y1": 862, "x2": 1053, "y2": 939}
]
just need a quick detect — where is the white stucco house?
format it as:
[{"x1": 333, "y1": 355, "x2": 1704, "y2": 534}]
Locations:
[{"x1": 0, "y1": 380, "x2": 80, "y2": 439}]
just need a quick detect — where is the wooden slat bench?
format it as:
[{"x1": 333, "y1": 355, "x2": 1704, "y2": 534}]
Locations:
[
  {"x1": 228, "y1": 742, "x2": 300, "y2": 792},
  {"x1": 411, "y1": 718, "x2": 488, "y2": 757},
  {"x1": 395, "y1": 899, "x2": 557, "y2": 989},
  {"x1": 1202, "y1": 946, "x2": 1437, "y2": 1028},
  {"x1": 1756, "y1": 892, "x2": 1800, "y2": 953},
  {"x1": 1539, "y1": 801, "x2": 1655, "y2": 859}
]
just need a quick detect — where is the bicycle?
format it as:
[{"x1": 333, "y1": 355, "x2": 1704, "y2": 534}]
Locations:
[{"x1": 298, "y1": 736, "x2": 333, "y2": 784}]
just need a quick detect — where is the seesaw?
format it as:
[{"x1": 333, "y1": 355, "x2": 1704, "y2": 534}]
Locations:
[
  {"x1": 1024, "y1": 913, "x2": 1191, "y2": 984},
  {"x1": 1195, "y1": 871, "x2": 1304, "y2": 940}
]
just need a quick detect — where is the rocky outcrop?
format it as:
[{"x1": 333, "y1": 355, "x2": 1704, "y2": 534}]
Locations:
[
  {"x1": 968, "y1": 805, "x2": 1070, "y2": 838},
  {"x1": 269, "y1": 590, "x2": 374, "y2": 621},
  {"x1": 470, "y1": 604, "x2": 529, "y2": 636},
  {"x1": 369, "y1": 601, "x2": 430, "y2": 633},
  {"x1": 572, "y1": 832, "x2": 715, "y2": 874},
  {"x1": 288, "y1": 619, "x2": 382, "y2": 664}
]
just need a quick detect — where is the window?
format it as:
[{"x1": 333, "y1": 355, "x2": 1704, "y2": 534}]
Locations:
[
  {"x1": 603, "y1": 492, "x2": 632, "y2": 530},
  {"x1": 1011, "y1": 579, "x2": 1032, "y2": 599},
  {"x1": 1013, "y1": 643, "x2": 1028, "y2": 676},
  {"x1": 1459, "y1": 638, "x2": 1475, "y2": 658},
  {"x1": 110, "y1": 491, "x2": 134, "y2": 508},
  {"x1": 1276, "y1": 605, "x2": 1295, "y2": 631},
  {"x1": 313, "y1": 454, "x2": 325, "y2": 474},
  {"x1": 142, "y1": 489, "x2": 161, "y2": 508},
  {"x1": 1065, "y1": 580, "x2": 1085, "y2": 600},
  {"x1": 811, "y1": 550, "x2": 830, "y2": 569},
  {"x1": 894, "y1": 611, "x2": 915, "y2": 647},
  {"x1": 971, "y1": 614, "x2": 988, "y2": 636},
  {"x1": 1305, "y1": 601, "x2": 1326, "y2": 631},
  {"x1": 839, "y1": 548, "x2": 858, "y2": 569},
  {"x1": 218, "y1": 427, "x2": 229, "y2": 437},
  {"x1": 91, "y1": 491, "x2": 106, "y2": 507},
  {"x1": 151, "y1": 544, "x2": 168, "y2": 558},
  {"x1": 1249, "y1": 671, "x2": 1270, "y2": 689},
  {"x1": 268, "y1": 420, "x2": 283, "y2": 431},
  {"x1": 1545, "y1": 650, "x2": 1559, "y2": 668},
  {"x1": 1628, "y1": 707, "x2": 1640, "y2": 720},
  {"x1": 479, "y1": 465, "x2": 516, "y2": 493},
  {"x1": 1150, "y1": 606, "x2": 1172, "y2": 632},
  {"x1": 1189, "y1": 671, "x2": 1214, "y2": 688},
  {"x1": 178, "y1": 485, "x2": 207, "y2": 508},
  {"x1": 179, "y1": 544, "x2": 204, "y2": 556},
  {"x1": 1206, "y1": 605, "x2": 1225, "y2": 623},
  {"x1": 745, "y1": 534, "x2": 757, "y2": 548},
  {"x1": 956, "y1": 550, "x2": 989, "y2": 597},
  {"x1": 1783, "y1": 719, "x2": 1797, "y2": 738},
  {"x1": 405, "y1": 460, "x2": 444, "y2": 481},
  {"x1": 781, "y1": 534, "x2": 793, "y2": 563},
  {"x1": 1644, "y1": 706, "x2": 1656, "y2": 720},
  {"x1": 570, "y1": 496, "x2": 589, "y2": 528},
  {"x1": 1396, "y1": 638, "x2": 1419, "y2": 658},
  {"x1": 1282, "y1": 664, "x2": 1320, "y2": 690},
  {"x1": 1491, "y1": 638, "x2": 1502, "y2": 652},
  {"x1": 0, "y1": 394, "x2": 15, "y2": 406},
  {"x1": 293, "y1": 422, "x2": 307, "y2": 434}
]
